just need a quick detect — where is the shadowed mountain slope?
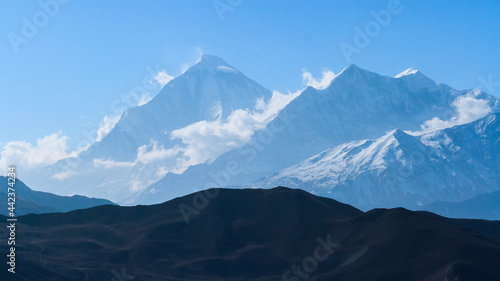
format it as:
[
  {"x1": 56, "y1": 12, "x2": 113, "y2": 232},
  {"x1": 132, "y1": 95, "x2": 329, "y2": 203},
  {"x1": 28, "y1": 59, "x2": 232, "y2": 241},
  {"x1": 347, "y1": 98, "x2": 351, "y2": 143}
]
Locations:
[
  {"x1": 0, "y1": 176, "x2": 115, "y2": 216},
  {"x1": 1, "y1": 187, "x2": 500, "y2": 280}
]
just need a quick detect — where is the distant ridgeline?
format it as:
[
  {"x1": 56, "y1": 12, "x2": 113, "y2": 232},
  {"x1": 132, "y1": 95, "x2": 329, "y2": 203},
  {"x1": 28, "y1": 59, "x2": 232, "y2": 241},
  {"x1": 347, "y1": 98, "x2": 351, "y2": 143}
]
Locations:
[{"x1": 0, "y1": 176, "x2": 115, "y2": 216}]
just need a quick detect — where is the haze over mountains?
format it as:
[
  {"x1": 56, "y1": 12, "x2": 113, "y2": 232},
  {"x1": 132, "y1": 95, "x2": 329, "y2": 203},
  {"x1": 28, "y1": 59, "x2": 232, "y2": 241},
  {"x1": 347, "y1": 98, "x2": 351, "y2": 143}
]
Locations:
[
  {"x1": 127, "y1": 57, "x2": 499, "y2": 211},
  {"x1": 86, "y1": 55, "x2": 273, "y2": 162},
  {"x1": 30, "y1": 55, "x2": 279, "y2": 201},
  {"x1": 424, "y1": 189, "x2": 500, "y2": 220},
  {"x1": 3, "y1": 55, "x2": 499, "y2": 280},
  {"x1": 19, "y1": 55, "x2": 500, "y2": 220},
  {"x1": 0, "y1": 176, "x2": 115, "y2": 216}
]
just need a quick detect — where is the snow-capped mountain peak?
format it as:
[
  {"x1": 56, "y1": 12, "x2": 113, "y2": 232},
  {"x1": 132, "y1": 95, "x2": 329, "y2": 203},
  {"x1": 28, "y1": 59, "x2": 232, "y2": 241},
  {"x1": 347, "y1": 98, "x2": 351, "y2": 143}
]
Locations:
[
  {"x1": 395, "y1": 68, "x2": 420, "y2": 78},
  {"x1": 394, "y1": 67, "x2": 439, "y2": 90},
  {"x1": 253, "y1": 113, "x2": 500, "y2": 211},
  {"x1": 185, "y1": 54, "x2": 239, "y2": 75},
  {"x1": 128, "y1": 61, "x2": 499, "y2": 206},
  {"x1": 332, "y1": 64, "x2": 376, "y2": 83},
  {"x1": 36, "y1": 55, "x2": 273, "y2": 201}
]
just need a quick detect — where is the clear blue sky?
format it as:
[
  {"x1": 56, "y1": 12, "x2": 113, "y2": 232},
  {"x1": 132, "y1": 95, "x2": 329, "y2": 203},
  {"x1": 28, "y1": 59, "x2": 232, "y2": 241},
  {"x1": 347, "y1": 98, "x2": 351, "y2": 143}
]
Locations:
[{"x1": 1, "y1": 0, "x2": 499, "y2": 150}]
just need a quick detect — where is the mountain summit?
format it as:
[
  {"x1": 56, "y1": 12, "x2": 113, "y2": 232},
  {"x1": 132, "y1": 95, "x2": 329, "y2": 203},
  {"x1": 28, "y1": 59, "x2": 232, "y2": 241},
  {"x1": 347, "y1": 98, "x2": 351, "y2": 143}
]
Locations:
[
  {"x1": 395, "y1": 68, "x2": 420, "y2": 78},
  {"x1": 255, "y1": 113, "x2": 500, "y2": 210},
  {"x1": 26, "y1": 59, "x2": 499, "y2": 207},
  {"x1": 132, "y1": 64, "x2": 499, "y2": 205},
  {"x1": 190, "y1": 54, "x2": 239, "y2": 73},
  {"x1": 35, "y1": 55, "x2": 273, "y2": 201},
  {"x1": 85, "y1": 54, "x2": 271, "y2": 162}
]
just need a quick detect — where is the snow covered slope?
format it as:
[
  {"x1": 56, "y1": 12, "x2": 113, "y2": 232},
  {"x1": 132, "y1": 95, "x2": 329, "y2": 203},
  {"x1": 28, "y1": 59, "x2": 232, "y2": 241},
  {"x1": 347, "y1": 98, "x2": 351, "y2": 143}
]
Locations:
[
  {"x1": 254, "y1": 113, "x2": 500, "y2": 210},
  {"x1": 31, "y1": 55, "x2": 274, "y2": 201},
  {"x1": 82, "y1": 55, "x2": 272, "y2": 162},
  {"x1": 130, "y1": 65, "x2": 499, "y2": 205}
]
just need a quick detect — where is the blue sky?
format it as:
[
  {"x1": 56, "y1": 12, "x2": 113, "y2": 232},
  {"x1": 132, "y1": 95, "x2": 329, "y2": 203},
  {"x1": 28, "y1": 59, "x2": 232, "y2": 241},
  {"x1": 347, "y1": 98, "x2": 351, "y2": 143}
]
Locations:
[{"x1": 0, "y1": 0, "x2": 499, "y2": 151}]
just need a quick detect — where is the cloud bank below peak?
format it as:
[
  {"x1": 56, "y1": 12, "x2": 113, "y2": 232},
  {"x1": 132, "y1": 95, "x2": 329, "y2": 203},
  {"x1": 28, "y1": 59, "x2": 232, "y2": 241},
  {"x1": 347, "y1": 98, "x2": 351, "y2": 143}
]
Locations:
[
  {"x1": 92, "y1": 90, "x2": 301, "y2": 180},
  {"x1": 408, "y1": 92, "x2": 495, "y2": 135},
  {"x1": 302, "y1": 69, "x2": 336, "y2": 90}
]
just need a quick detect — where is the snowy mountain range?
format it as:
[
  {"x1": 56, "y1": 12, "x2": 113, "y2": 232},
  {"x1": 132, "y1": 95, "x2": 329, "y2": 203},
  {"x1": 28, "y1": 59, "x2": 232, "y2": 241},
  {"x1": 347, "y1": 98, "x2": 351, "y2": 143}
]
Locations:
[
  {"x1": 254, "y1": 113, "x2": 499, "y2": 211},
  {"x1": 30, "y1": 55, "x2": 277, "y2": 201},
  {"x1": 84, "y1": 55, "x2": 272, "y2": 162},
  {"x1": 23, "y1": 55, "x2": 500, "y2": 218},
  {"x1": 129, "y1": 60, "x2": 499, "y2": 206}
]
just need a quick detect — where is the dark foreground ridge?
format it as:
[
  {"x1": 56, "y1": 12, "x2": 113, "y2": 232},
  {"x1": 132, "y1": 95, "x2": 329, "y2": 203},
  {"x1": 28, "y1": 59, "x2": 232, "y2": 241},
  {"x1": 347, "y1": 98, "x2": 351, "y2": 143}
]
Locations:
[{"x1": 1, "y1": 187, "x2": 500, "y2": 280}]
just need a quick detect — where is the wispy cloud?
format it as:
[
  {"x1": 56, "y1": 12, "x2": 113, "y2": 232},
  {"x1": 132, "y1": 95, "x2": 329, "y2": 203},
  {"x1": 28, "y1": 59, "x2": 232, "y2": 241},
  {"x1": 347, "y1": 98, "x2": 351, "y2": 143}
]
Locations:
[
  {"x1": 180, "y1": 63, "x2": 189, "y2": 74},
  {"x1": 92, "y1": 90, "x2": 301, "y2": 176},
  {"x1": 0, "y1": 132, "x2": 76, "y2": 170},
  {"x1": 149, "y1": 70, "x2": 174, "y2": 88},
  {"x1": 302, "y1": 69, "x2": 336, "y2": 90},
  {"x1": 136, "y1": 141, "x2": 182, "y2": 164},
  {"x1": 52, "y1": 170, "x2": 77, "y2": 180},
  {"x1": 96, "y1": 114, "x2": 121, "y2": 142},
  {"x1": 170, "y1": 90, "x2": 301, "y2": 167},
  {"x1": 408, "y1": 92, "x2": 493, "y2": 135},
  {"x1": 138, "y1": 92, "x2": 153, "y2": 106},
  {"x1": 93, "y1": 141, "x2": 182, "y2": 169},
  {"x1": 93, "y1": 158, "x2": 136, "y2": 169}
]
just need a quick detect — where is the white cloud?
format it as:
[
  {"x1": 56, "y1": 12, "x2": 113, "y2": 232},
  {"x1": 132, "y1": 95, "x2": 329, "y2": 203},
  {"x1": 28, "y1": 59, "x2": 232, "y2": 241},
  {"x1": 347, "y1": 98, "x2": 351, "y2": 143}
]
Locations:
[
  {"x1": 138, "y1": 92, "x2": 153, "y2": 106},
  {"x1": 93, "y1": 90, "x2": 300, "y2": 177},
  {"x1": 170, "y1": 90, "x2": 301, "y2": 167},
  {"x1": 209, "y1": 101, "x2": 222, "y2": 120},
  {"x1": 93, "y1": 158, "x2": 135, "y2": 169},
  {"x1": 130, "y1": 179, "x2": 146, "y2": 192},
  {"x1": 72, "y1": 143, "x2": 90, "y2": 156},
  {"x1": 0, "y1": 132, "x2": 76, "y2": 170},
  {"x1": 181, "y1": 63, "x2": 189, "y2": 74},
  {"x1": 193, "y1": 47, "x2": 204, "y2": 64},
  {"x1": 149, "y1": 70, "x2": 174, "y2": 88},
  {"x1": 302, "y1": 69, "x2": 336, "y2": 90},
  {"x1": 156, "y1": 166, "x2": 169, "y2": 177},
  {"x1": 452, "y1": 94, "x2": 493, "y2": 122},
  {"x1": 181, "y1": 47, "x2": 204, "y2": 75},
  {"x1": 93, "y1": 140, "x2": 182, "y2": 169},
  {"x1": 53, "y1": 170, "x2": 77, "y2": 180},
  {"x1": 96, "y1": 114, "x2": 121, "y2": 142},
  {"x1": 194, "y1": 47, "x2": 204, "y2": 59},
  {"x1": 136, "y1": 141, "x2": 182, "y2": 164},
  {"x1": 409, "y1": 93, "x2": 493, "y2": 135}
]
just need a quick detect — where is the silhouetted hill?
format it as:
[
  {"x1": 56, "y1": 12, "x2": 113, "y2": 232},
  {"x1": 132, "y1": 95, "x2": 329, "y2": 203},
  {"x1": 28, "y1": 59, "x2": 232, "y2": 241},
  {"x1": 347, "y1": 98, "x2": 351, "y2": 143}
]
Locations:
[
  {"x1": 0, "y1": 176, "x2": 116, "y2": 216},
  {"x1": 1, "y1": 187, "x2": 499, "y2": 280},
  {"x1": 423, "y1": 190, "x2": 500, "y2": 220}
]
